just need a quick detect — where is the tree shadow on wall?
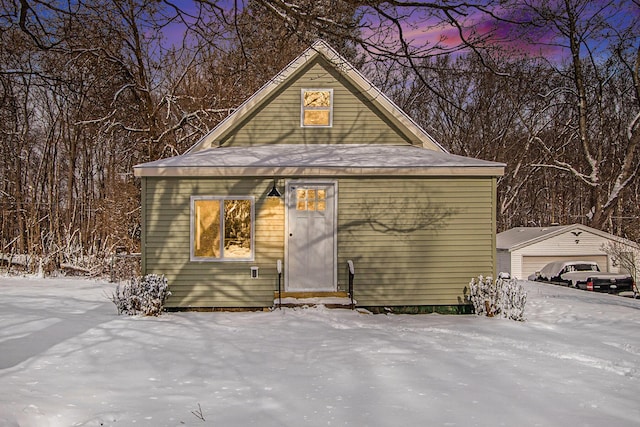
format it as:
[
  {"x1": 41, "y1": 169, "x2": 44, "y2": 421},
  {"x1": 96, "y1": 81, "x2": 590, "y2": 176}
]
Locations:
[{"x1": 342, "y1": 198, "x2": 458, "y2": 237}]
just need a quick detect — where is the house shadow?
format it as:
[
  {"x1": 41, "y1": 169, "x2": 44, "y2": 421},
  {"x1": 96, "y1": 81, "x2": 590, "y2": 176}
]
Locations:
[{"x1": 0, "y1": 300, "x2": 115, "y2": 370}]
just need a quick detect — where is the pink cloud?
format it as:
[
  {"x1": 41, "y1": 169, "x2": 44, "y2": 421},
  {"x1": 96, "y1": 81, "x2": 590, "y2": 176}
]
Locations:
[{"x1": 358, "y1": 4, "x2": 576, "y2": 61}]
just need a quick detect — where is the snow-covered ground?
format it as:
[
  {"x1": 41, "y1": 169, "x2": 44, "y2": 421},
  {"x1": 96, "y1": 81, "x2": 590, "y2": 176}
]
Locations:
[{"x1": 1, "y1": 276, "x2": 639, "y2": 427}]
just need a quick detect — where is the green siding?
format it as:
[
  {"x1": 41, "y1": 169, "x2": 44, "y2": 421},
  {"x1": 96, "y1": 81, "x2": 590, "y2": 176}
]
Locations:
[
  {"x1": 336, "y1": 177, "x2": 496, "y2": 306},
  {"x1": 142, "y1": 175, "x2": 496, "y2": 308},
  {"x1": 142, "y1": 177, "x2": 284, "y2": 308},
  {"x1": 219, "y1": 58, "x2": 414, "y2": 147},
  {"x1": 140, "y1": 177, "x2": 147, "y2": 275}
]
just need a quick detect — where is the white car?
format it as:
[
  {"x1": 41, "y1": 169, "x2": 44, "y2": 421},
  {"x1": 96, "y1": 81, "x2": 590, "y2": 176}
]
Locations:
[{"x1": 528, "y1": 260, "x2": 600, "y2": 285}]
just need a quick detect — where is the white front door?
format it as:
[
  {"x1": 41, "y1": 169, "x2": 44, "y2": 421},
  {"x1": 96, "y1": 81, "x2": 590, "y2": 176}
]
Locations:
[{"x1": 286, "y1": 181, "x2": 337, "y2": 291}]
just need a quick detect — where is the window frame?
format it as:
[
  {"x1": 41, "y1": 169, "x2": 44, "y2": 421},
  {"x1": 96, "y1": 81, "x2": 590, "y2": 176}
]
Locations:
[
  {"x1": 300, "y1": 88, "x2": 333, "y2": 128},
  {"x1": 190, "y1": 195, "x2": 255, "y2": 262}
]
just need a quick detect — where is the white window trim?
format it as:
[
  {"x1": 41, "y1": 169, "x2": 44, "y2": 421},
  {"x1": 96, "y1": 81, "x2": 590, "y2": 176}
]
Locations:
[
  {"x1": 301, "y1": 88, "x2": 333, "y2": 128},
  {"x1": 190, "y1": 195, "x2": 255, "y2": 262}
]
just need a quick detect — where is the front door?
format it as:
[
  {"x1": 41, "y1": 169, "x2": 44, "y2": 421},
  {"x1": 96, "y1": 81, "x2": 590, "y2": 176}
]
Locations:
[{"x1": 286, "y1": 181, "x2": 337, "y2": 291}]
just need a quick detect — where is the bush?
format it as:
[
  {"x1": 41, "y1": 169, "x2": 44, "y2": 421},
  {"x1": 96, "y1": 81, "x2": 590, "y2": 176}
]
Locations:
[
  {"x1": 468, "y1": 275, "x2": 527, "y2": 321},
  {"x1": 110, "y1": 274, "x2": 171, "y2": 316}
]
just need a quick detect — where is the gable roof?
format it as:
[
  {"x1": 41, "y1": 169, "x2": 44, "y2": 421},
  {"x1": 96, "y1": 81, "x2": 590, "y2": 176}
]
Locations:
[
  {"x1": 184, "y1": 39, "x2": 446, "y2": 154},
  {"x1": 134, "y1": 144, "x2": 505, "y2": 177},
  {"x1": 496, "y1": 224, "x2": 631, "y2": 251}
]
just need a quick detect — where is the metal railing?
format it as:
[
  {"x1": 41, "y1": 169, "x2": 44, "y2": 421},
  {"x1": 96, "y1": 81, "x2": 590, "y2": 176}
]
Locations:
[
  {"x1": 347, "y1": 260, "x2": 355, "y2": 309},
  {"x1": 276, "y1": 259, "x2": 282, "y2": 309}
]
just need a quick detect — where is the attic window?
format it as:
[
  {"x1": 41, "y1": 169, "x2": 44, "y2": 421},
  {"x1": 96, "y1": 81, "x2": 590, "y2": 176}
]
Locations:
[{"x1": 301, "y1": 89, "x2": 333, "y2": 127}]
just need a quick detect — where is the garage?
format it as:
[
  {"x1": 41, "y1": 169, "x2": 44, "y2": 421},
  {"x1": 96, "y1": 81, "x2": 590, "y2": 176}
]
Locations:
[{"x1": 497, "y1": 224, "x2": 634, "y2": 280}]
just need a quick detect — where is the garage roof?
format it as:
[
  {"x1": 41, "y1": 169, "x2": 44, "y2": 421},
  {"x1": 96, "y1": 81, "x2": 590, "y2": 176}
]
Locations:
[{"x1": 497, "y1": 224, "x2": 631, "y2": 251}]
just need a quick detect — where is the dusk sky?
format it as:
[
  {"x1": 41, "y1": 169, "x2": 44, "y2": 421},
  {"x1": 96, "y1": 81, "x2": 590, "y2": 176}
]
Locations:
[
  {"x1": 384, "y1": 0, "x2": 639, "y2": 61},
  {"x1": 157, "y1": 0, "x2": 638, "y2": 63}
]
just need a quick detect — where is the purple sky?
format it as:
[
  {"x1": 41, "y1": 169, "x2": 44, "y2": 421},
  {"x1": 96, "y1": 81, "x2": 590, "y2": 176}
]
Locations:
[
  {"x1": 367, "y1": 0, "x2": 639, "y2": 62},
  {"x1": 157, "y1": 1, "x2": 638, "y2": 63}
]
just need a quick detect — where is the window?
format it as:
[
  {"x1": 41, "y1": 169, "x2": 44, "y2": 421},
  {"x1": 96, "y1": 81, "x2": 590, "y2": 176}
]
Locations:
[
  {"x1": 301, "y1": 89, "x2": 333, "y2": 127},
  {"x1": 191, "y1": 196, "x2": 254, "y2": 261},
  {"x1": 296, "y1": 188, "x2": 326, "y2": 211}
]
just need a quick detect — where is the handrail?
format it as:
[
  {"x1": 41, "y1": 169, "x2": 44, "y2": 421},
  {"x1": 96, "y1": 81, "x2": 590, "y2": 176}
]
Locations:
[
  {"x1": 347, "y1": 260, "x2": 355, "y2": 309},
  {"x1": 277, "y1": 259, "x2": 282, "y2": 310}
]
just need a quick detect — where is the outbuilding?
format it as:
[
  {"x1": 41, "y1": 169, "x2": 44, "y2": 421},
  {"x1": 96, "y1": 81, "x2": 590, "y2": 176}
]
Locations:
[
  {"x1": 497, "y1": 224, "x2": 638, "y2": 281},
  {"x1": 134, "y1": 40, "x2": 505, "y2": 311}
]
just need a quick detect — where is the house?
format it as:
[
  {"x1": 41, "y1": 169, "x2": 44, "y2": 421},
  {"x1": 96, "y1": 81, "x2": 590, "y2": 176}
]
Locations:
[
  {"x1": 497, "y1": 224, "x2": 639, "y2": 281},
  {"x1": 133, "y1": 40, "x2": 505, "y2": 311}
]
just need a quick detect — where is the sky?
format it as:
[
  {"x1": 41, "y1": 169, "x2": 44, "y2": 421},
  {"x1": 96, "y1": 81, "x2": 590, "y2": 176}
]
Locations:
[
  {"x1": 392, "y1": 0, "x2": 639, "y2": 61},
  {"x1": 1, "y1": 275, "x2": 640, "y2": 426},
  {"x1": 153, "y1": 0, "x2": 636, "y2": 65}
]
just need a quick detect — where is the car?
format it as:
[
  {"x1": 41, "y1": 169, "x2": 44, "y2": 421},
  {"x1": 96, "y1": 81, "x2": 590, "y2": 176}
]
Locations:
[
  {"x1": 528, "y1": 260, "x2": 599, "y2": 284},
  {"x1": 528, "y1": 260, "x2": 635, "y2": 294}
]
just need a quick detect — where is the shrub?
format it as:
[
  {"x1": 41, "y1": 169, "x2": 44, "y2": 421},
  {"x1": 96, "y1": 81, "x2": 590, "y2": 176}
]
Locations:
[
  {"x1": 110, "y1": 274, "x2": 171, "y2": 316},
  {"x1": 468, "y1": 275, "x2": 527, "y2": 321}
]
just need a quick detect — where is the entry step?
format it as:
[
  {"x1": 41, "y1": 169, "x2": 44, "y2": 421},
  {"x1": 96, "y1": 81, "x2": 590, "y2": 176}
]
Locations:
[
  {"x1": 273, "y1": 291, "x2": 354, "y2": 309},
  {"x1": 275, "y1": 291, "x2": 349, "y2": 299}
]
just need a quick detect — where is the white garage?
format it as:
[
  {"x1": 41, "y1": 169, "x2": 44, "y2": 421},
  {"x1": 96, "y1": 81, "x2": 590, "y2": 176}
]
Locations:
[{"x1": 496, "y1": 224, "x2": 637, "y2": 280}]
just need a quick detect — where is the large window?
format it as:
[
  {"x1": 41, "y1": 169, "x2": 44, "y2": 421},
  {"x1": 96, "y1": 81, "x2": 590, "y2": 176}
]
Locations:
[
  {"x1": 191, "y1": 196, "x2": 254, "y2": 261},
  {"x1": 301, "y1": 89, "x2": 333, "y2": 127}
]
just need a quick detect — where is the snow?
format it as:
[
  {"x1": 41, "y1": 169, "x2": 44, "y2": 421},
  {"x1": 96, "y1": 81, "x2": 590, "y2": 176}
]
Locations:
[
  {"x1": 1, "y1": 276, "x2": 640, "y2": 426},
  {"x1": 135, "y1": 144, "x2": 504, "y2": 173},
  {"x1": 276, "y1": 296, "x2": 355, "y2": 306}
]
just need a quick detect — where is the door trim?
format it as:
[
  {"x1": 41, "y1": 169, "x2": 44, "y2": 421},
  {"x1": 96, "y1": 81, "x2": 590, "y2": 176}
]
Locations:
[{"x1": 284, "y1": 179, "x2": 338, "y2": 291}]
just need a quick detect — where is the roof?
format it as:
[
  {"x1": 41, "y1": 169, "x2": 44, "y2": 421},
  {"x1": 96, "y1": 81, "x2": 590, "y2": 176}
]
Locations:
[
  {"x1": 496, "y1": 224, "x2": 631, "y2": 251},
  {"x1": 183, "y1": 39, "x2": 446, "y2": 154},
  {"x1": 497, "y1": 225, "x2": 567, "y2": 250},
  {"x1": 133, "y1": 144, "x2": 505, "y2": 177}
]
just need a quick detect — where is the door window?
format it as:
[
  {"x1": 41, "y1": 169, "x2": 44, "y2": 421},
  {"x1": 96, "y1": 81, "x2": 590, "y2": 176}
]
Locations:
[{"x1": 295, "y1": 188, "x2": 326, "y2": 212}]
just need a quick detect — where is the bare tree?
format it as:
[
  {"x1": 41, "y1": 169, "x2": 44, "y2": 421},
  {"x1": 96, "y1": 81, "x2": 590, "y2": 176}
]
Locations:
[
  {"x1": 512, "y1": 0, "x2": 640, "y2": 233},
  {"x1": 2, "y1": 0, "x2": 638, "y2": 272}
]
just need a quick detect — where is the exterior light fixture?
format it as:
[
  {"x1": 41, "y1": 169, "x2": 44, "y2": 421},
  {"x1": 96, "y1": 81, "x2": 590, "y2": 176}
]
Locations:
[{"x1": 267, "y1": 179, "x2": 282, "y2": 198}]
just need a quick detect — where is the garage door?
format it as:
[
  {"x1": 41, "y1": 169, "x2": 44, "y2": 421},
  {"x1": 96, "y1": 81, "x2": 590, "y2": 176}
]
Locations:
[{"x1": 522, "y1": 255, "x2": 609, "y2": 280}]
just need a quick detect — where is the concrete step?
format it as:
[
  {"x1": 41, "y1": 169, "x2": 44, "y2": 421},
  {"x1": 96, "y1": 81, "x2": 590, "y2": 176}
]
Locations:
[{"x1": 273, "y1": 291, "x2": 355, "y2": 309}]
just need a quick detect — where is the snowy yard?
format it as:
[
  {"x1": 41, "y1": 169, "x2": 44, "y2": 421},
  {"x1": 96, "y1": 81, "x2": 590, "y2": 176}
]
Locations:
[{"x1": 1, "y1": 276, "x2": 640, "y2": 427}]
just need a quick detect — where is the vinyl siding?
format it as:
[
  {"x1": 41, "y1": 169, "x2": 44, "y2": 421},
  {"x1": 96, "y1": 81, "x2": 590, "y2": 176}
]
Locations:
[
  {"x1": 219, "y1": 58, "x2": 414, "y2": 147},
  {"x1": 336, "y1": 177, "x2": 496, "y2": 306},
  {"x1": 497, "y1": 249, "x2": 511, "y2": 276},
  {"x1": 142, "y1": 175, "x2": 497, "y2": 308},
  {"x1": 142, "y1": 177, "x2": 284, "y2": 308}
]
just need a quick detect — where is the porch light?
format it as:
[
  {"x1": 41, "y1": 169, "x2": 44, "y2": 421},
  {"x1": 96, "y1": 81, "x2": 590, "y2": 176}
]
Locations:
[{"x1": 267, "y1": 179, "x2": 282, "y2": 198}]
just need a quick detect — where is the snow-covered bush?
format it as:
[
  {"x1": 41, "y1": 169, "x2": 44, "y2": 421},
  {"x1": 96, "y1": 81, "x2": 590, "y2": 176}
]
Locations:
[
  {"x1": 110, "y1": 274, "x2": 171, "y2": 316},
  {"x1": 468, "y1": 275, "x2": 527, "y2": 321}
]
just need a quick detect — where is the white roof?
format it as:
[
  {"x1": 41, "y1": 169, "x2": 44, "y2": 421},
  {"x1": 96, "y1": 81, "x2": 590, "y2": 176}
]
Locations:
[
  {"x1": 497, "y1": 225, "x2": 567, "y2": 250},
  {"x1": 496, "y1": 224, "x2": 632, "y2": 251},
  {"x1": 134, "y1": 40, "x2": 506, "y2": 178},
  {"x1": 134, "y1": 144, "x2": 505, "y2": 177}
]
